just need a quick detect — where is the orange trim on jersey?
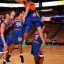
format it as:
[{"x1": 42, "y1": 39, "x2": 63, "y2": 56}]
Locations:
[{"x1": 24, "y1": 1, "x2": 35, "y2": 10}]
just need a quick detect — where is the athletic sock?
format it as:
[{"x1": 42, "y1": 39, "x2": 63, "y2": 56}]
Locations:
[
  {"x1": 22, "y1": 40, "x2": 26, "y2": 47},
  {"x1": 20, "y1": 54, "x2": 24, "y2": 63},
  {"x1": 6, "y1": 54, "x2": 11, "y2": 62},
  {"x1": 3, "y1": 60, "x2": 6, "y2": 64}
]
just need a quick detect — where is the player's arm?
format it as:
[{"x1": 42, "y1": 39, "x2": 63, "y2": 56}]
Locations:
[
  {"x1": 1, "y1": 20, "x2": 8, "y2": 50},
  {"x1": 1, "y1": 23, "x2": 6, "y2": 44},
  {"x1": 43, "y1": 33, "x2": 47, "y2": 42},
  {"x1": 36, "y1": 12, "x2": 40, "y2": 17},
  {"x1": 38, "y1": 25, "x2": 45, "y2": 42},
  {"x1": 23, "y1": 3, "x2": 30, "y2": 22}
]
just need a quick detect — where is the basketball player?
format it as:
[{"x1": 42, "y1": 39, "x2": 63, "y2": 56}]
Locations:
[
  {"x1": 6, "y1": 11, "x2": 16, "y2": 62},
  {"x1": 6, "y1": 6, "x2": 29, "y2": 63},
  {"x1": 0, "y1": 13, "x2": 12, "y2": 64},
  {"x1": 31, "y1": 26, "x2": 46, "y2": 64},
  {"x1": 11, "y1": 12, "x2": 24, "y2": 63},
  {"x1": 16, "y1": 0, "x2": 45, "y2": 47}
]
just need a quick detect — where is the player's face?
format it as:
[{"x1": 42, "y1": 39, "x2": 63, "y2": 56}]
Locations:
[
  {"x1": 11, "y1": 11, "x2": 15, "y2": 17},
  {"x1": 6, "y1": 14, "x2": 10, "y2": 19}
]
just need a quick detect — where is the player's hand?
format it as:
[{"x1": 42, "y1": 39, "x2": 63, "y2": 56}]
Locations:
[
  {"x1": 42, "y1": 43, "x2": 50, "y2": 48},
  {"x1": 33, "y1": 13, "x2": 36, "y2": 17},
  {"x1": 36, "y1": 12, "x2": 40, "y2": 17}
]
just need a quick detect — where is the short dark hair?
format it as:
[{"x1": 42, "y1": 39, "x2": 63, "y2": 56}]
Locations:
[{"x1": 14, "y1": 12, "x2": 20, "y2": 18}]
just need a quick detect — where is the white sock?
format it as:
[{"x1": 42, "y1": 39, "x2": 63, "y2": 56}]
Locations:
[
  {"x1": 9, "y1": 54, "x2": 12, "y2": 56},
  {"x1": 3, "y1": 60, "x2": 6, "y2": 62},
  {"x1": 20, "y1": 54, "x2": 23, "y2": 56}
]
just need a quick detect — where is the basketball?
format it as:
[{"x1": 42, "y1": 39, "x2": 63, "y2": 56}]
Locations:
[
  {"x1": 25, "y1": 2, "x2": 35, "y2": 10},
  {"x1": 30, "y1": 2, "x2": 35, "y2": 10}
]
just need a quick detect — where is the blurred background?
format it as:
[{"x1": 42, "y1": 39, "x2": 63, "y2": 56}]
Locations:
[{"x1": 0, "y1": 0, "x2": 64, "y2": 45}]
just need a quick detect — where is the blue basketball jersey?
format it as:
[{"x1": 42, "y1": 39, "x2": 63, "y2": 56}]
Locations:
[
  {"x1": 14, "y1": 20, "x2": 23, "y2": 30},
  {"x1": 27, "y1": 10, "x2": 36, "y2": 16},
  {"x1": 3, "y1": 21, "x2": 12, "y2": 34},
  {"x1": 0, "y1": 22, "x2": 11, "y2": 46},
  {"x1": 35, "y1": 34, "x2": 42, "y2": 44}
]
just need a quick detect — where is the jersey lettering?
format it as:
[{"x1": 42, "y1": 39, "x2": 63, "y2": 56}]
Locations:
[
  {"x1": 35, "y1": 35, "x2": 39, "y2": 40},
  {"x1": 16, "y1": 22, "x2": 21, "y2": 27}
]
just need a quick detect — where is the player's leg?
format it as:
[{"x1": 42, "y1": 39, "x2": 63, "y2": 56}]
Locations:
[
  {"x1": 38, "y1": 50, "x2": 44, "y2": 64},
  {"x1": 0, "y1": 45, "x2": 7, "y2": 64},
  {"x1": 18, "y1": 43, "x2": 24, "y2": 63},
  {"x1": 38, "y1": 57, "x2": 44, "y2": 64},
  {"x1": 0, "y1": 36, "x2": 7, "y2": 64},
  {"x1": 0, "y1": 53, "x2": 3, "y2": 58},
  {"x1": 0, "y1": 36, "x2": 3, "y2": 58},
  {"x1": 23, "y1": 25, "x2": 30, "y2": 46},
  {"x1": 34, "y1": 18, "x2": 48, "y2": 47},
  {"x1": 10, "y1": 44, "x2": 14, "y2": 54},
  {"x1": 0, "y1": 48, "x2": 7, "y2": 64},
  {"x1": 3, "y1": 52, "x2": 7, "y2": 64},
  {"x1": 17, "y1": 30, "x2": 24, "y2": 63},
  {"x1": 31, "y1": 42, "x2": 40, "y2": 64},
  {"x1": 37, "y1": 27, "x2": 45, "y2": 42},
  {"x1": 0, "y1": 45, "x2": 3, "y2": 58},
  {"x1": 6, "y1": 43, "x2": 15, "y2": 62},
  {"x1": 5, "y1": 34, "x2": 12, "y2": 62},
  {"x1": 34, "y1": 57, "x2": 39, "y2": 64},
  {"x1": 6, "y1": 30, "x2": 17, "y2": 62},
  {"x1": 38, "y1": 43, "x2": 44, "y2": 64},
  {"x1": 23, "y1": 17, "x2": 32, "y2": 47},
  {"x1": 34, "y1": 17, "x2": 45, "y2": 44}
]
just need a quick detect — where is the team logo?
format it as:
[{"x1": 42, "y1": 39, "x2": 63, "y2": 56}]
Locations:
[{"x1": 18, "y1": 37, "x2": 22, "y2": 41}]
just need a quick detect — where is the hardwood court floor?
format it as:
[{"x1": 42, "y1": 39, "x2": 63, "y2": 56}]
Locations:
[{"x1": 0, "y1": 45, "x2": 64, "y2": 64}]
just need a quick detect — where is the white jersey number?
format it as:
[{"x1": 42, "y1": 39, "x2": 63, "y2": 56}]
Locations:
[
  {"x1": 16, "y1": 22, "x2": 21, "y2": 27},
  {"x1": 35, "y1": 35, "x2": 39, "y2": 40}
]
